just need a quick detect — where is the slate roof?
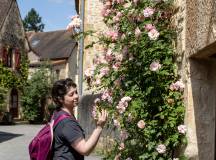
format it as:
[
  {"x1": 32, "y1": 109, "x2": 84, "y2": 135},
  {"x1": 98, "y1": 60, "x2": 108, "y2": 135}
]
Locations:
[{"x1": 28, "y1": 30, "x2": 77, "y2": 60}]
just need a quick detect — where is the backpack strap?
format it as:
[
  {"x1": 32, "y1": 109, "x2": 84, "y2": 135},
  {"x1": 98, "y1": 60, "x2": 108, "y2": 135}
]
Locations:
[{"x1": 49, "y1": 113, "x2": 71, "y2": 150}]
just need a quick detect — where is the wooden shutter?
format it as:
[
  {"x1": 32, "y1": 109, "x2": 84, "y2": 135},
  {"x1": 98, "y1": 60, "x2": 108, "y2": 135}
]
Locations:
[
  {"x1": 2, "y1": 47, "x2": 7, "y2": 65},
  {"x1": 0, "y1": 47, "x2": 3, "y2": 62}
]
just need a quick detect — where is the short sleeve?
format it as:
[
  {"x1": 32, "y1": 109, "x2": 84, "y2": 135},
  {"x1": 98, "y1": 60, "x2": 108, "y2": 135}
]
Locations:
[{"x1": 61, "y1": 119, "x2": 84, "y2": 144}]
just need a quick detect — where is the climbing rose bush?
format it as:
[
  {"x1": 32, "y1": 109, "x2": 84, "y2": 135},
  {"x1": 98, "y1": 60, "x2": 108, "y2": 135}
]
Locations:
[
  {"x1": 66, "y1": 15, "x2": 81, "y2": 32},
  {"x1": 68, "y1": 0, "x2": 187, "y2": 159}
]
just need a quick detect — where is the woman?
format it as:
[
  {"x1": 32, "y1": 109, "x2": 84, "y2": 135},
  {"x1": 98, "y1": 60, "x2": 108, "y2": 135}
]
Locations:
[{"x1": 51, "y1": 78, "x2": 108, "y2": 160}]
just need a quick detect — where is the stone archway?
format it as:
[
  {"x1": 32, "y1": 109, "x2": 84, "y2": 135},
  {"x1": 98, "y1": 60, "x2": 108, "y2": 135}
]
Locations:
[{"x1": 9, "y1": 88, "x2": 19, "y2": 118}]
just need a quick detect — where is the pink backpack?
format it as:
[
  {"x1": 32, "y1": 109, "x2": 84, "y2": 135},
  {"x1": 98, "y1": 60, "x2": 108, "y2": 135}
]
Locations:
[{"x1": 29, "y1": 113, "x2": 70, "y2": 160}]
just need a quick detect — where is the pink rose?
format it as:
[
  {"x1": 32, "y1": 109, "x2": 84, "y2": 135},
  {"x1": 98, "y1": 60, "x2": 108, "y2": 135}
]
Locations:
[
  {"x1": 95, "y1": 77, "x2": 101, "y2": 85},
  {"x1": 101, "y1": 90, "x2": 113, "y2": 103},
  {"x1": 137, "y1": 120, "x2": 145, "y2": 129},
  {"x1": 105, "y1": 49, "x2": 114, "y2": 63},
  {"x1": 66, "y1": 15, "x2": 81, "y2": 30},
  {"x1": 84, "y1": 66, "x2": 95, "y2": 78},
  {"x1": 178, "y1": 125, "x2": 187, "y2": 134},
  {"x1": 115, "y1": 54, "x2": 123, "y2": 62},
  {"x1": 150, "y1": 61, "x2": 161, "y2": 71},
  {"x1": 112, "y1": 62, "x2": 121, "y2": 71},
  {"x1": 118, "y1": 142, "x2": 125, "y2": 150},
  {"x1": 145, "y1": 24, "x2": 156, "y2": 31},
  {"x1": 170, "y1": 80, "x2": 185, "y2": 91},
  {"x1": 156, "y1": 144, "x2": 166, "y2": 154},
  {"x1": 121, "y1": 96, "x2": 132, "y2": 102},
  {"x1": 106, "y1": 31, "x2": 119, "y2": 41},
  {"x1": 99, "y1": 67, "x2": 110, "y2": 77},
  {"x1": 113, "y1": 16, "x2": 120, "y2": 23},
  {"x1": 116, "y1": 105, "x2": 126, "y2": 114},
  {"x1": 143, "y1": 7, "x2": 155, "y2": 17},
  {"x1": 101, "y1": 8, "x2": 112, "y2": 17},
  {"x1": 148, "y1": 28, "x2": 160, "y2": 40}
]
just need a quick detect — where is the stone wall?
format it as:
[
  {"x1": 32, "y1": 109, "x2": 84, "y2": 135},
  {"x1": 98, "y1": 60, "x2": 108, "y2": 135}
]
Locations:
[
  {"x1": 79, "y1": 0, "x2": 216, "y2": 159},
  {"x1": 185, "y1": 0, "x2": 216, "y2": 57},
  {"x1": 83, "y1": 0, "x2": 107, "y2": 93},
  {"x1": 175, "y1": 0, "x2": 216, "y2": 159},
  {"x1": 0, "y1": 0, "x2": 28, "y2": 119},
  {"x1": 0, "y1": 0, "x2": 25, "y2": 48},
  {"x1": 68, "y1": 46, "x2": 78, "y2": 83}
]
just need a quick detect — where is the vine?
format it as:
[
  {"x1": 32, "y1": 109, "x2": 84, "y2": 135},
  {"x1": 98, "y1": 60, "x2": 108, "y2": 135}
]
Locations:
[{"x1": 0, "y1": 49, "x2": 29, "y2": 90}]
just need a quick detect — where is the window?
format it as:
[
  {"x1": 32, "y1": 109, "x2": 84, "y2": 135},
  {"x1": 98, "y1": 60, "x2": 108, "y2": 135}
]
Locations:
[
  {"x1": 10, "y1": 88, "x2": 18, "y2": 118},
  {"x1": 6, "y1": 48, "x2": 12, "y2": 67}
]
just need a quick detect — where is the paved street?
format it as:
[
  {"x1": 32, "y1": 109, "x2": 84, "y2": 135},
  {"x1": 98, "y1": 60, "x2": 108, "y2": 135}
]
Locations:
[{"x1": 0, "y1": 124, "x2": 102, "y2": 160}]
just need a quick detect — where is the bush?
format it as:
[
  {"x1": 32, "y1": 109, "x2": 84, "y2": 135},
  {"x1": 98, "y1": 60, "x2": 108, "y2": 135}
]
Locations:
[
  {"x1": 0, "y1": 87, "x2": 7, "y2": 112},
  {"x1": 21, "y1": 67, "x2": 52, "y2": 122}
]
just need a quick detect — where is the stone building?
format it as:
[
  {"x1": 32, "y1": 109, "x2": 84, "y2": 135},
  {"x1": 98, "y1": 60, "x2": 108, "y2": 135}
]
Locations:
[
  {"x1": 27, "y1": 30, "x2": 78, "y2": 81},
  {"x1": 0, "y1": 0, "x2": 29, "y2": 120},
  {"x1": 75, "y1": 0, "x2": 107, "y2": 93},
  {"x1": 76, "y1": 0, "x2": 216, "y2": 159},
  {"x1": 175, "y1": 1, "x2": 216, "y2": 159},
  {"x1": 74, "y1": 0, "x2": 108, "y2": 137}
]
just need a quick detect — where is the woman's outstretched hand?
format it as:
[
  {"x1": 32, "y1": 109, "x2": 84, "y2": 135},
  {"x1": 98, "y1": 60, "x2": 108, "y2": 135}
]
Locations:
[
  {"x1": 96, "y1": 109, "x2": 108, "y2": 128},
  {"x1": 71, "y1": 109, "x2": 108, "y2": 156}
]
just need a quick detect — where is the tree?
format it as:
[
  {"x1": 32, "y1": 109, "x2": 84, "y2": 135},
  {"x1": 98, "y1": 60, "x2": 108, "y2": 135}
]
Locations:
[
  {"x1": 21, "y1": 66, "x2": 51, "y2": 123},
  {"x1": 23, "y1": 8, "x2": 45, "y2": 32}
]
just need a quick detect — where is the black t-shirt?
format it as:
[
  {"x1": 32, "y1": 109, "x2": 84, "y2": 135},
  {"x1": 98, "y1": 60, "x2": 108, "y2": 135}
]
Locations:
[{"x1": 52, "y1": 110, "x2": 85, "y2": 160}]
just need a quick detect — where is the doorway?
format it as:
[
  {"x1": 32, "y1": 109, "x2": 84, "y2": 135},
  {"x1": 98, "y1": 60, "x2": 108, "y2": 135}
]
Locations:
[
  {"x1": 9, "y1": 88, "x2": 18, "y2": 118},
  {"x1": 189, "y1": 55, "x2": 216, "y2": 160}
]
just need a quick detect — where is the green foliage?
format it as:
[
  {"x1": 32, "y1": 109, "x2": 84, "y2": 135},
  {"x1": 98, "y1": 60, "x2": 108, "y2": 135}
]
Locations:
[
  {"x1": 81, "y1": 0, "x2": 187, "y2": 159},
  {"x1": 23, "y1": 8, "x2": 45, "y2": 32},
  {"x1": 0, "y1": 87, "x2": 8, "y2": 111},
  {"x1": 0, "y1": 52, "x2": 29, "y2": 90},
  {"x1": 21, "y1": 67, "x2": 51, "y2": 122}
]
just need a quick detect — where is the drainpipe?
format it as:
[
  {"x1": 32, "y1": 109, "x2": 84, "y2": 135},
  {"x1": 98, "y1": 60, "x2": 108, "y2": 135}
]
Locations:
[{"x1": 78, "y1": 0, "x2": 85, "y2": 96}]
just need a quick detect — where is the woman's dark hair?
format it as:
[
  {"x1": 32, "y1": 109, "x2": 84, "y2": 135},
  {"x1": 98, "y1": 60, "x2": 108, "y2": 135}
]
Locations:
[{"x1": 51, "y1": 78, "x2": 77, "y2": 109}]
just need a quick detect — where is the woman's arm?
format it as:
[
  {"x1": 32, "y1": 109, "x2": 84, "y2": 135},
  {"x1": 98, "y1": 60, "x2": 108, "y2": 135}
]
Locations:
[{"x1": 71, "y1": 109, "x2": 108, "y2": 156}]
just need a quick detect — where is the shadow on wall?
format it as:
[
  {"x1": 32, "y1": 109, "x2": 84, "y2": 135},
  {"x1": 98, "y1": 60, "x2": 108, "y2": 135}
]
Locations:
[
  {"x1": 78, "y1": 94, "x2": 118, "y2": 138},
  {"x1": 78, "y1": 94, "x2": 101, "y2": 136},
  {"x1": 189, "y1": 58, "x2": 216, "y2": 160}
]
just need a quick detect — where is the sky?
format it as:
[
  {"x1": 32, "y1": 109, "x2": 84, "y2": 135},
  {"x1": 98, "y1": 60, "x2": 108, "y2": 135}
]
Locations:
[{"x1": 17, "y1": 0, "x2": 77, "y2": 32}]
